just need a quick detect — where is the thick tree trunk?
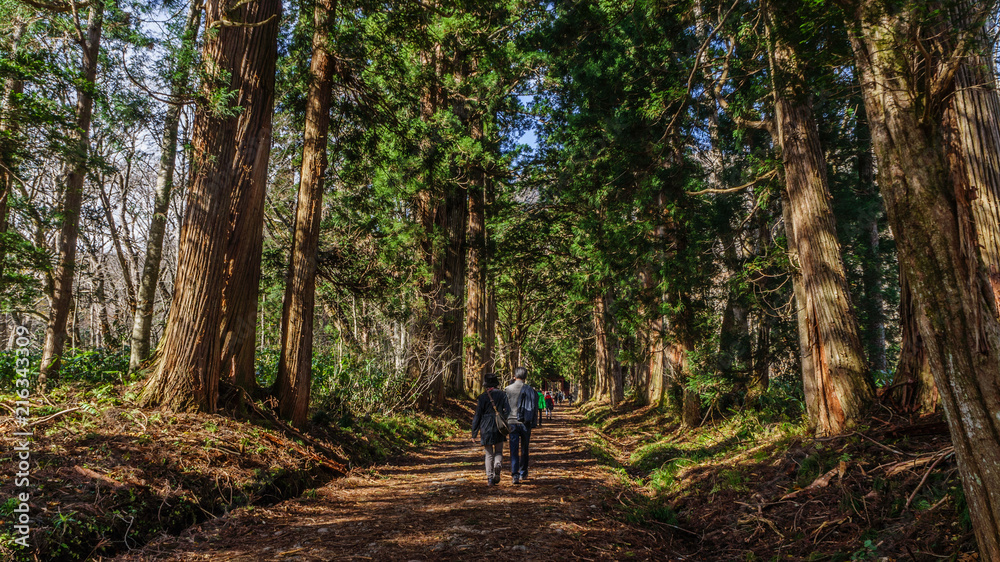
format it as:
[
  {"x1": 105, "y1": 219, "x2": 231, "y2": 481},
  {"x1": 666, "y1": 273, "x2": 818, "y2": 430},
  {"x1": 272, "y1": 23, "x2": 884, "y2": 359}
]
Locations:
[
  {"x1": 436, "y1": 179, "x2": 467, "y2": 399},
  {"x1": 665, "y1": 308, "x2": 697, "y2": 426},
  {"x1": 769, "y1": 5, "x2": 873, "y2": 435},
  {"x1": 578, "y1": 336, "x2": 592, "y2": 403},
  {"x1": 219, "y1": 0, "x2": 281, "y2": 393},
  {"x1": 751, "y1": 313, "x2": 771, "y2": 394},
  {"x1": 129, "y1": 0, "x2": 203, "y2": 373},
  {"x1": 0, "y1": 76, "x2": 24, "y2": 352},
  {"x1": 780, "y1": 189, "x2": 816, "y2": 419},
  {"x1": 891, "y1": 271, "x2": 937, "y2": 414},
  {"x1": 275, "y1": 0, "x2": 337, "y2": 428},
  {"x1": 140, "y1": 0, "x2": 280, "y2": 412},
  {"x1": 39, "y1": 6, "x2": 103, "y2": 388},
  {"x1": 411, "y1": 33, "x2": 469, "y2": 408},
  {"x1": 410, "y1": 40, "x2": 445, "y2": 410},
  {"x1": 593, "y1": 289, "x2": 623, "y2": 405},
  {"x1": 848, "y1": 2, "x2": 1000, "y2": 554},
  {"x1": 463, "y1": 164, "x2": 486, "y2": 396},
  {"x1": 952, "y1": 15, "x2": 1000, "y2": 315},
  {"x1": 0, "y1": 26, "x2": 27, "y2": 336},
  {"x1": 643, "y1": 190, "x2": 668, "y2": 407}
]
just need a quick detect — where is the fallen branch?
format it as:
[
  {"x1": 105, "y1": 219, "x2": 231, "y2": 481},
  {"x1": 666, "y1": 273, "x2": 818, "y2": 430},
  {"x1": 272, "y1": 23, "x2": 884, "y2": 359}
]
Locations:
[
  {"x1": 781, "y1": 461, "x2": 847, "y2": 500},
  {"x1": 71, "y1": 466, "x2": 124, "y2": 490},
  {"x1": 29, "y1": 406, "x2": 82, "y2": 426},
  {"x1": 905, "y1": 447, "x2": 954, "y2": 509},
  {"x1": 647, "y1": 519, "x2": 700, "y2": 536},
  {"x1": 851, "y1": 431, "x2": 919, "y2": 457},
  {"x1": 880, "y1": 446, "x2": 954, "y2": 477}
]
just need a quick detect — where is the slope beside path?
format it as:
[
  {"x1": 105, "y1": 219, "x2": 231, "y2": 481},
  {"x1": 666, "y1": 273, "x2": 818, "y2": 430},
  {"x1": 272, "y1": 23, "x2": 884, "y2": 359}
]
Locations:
[{"x1": 114, "y1": 406, "x2": 679, "y2": 561}]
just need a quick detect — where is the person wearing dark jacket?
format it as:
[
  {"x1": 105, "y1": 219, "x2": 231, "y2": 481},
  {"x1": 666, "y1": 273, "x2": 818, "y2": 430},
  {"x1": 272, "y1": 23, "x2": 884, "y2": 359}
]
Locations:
[
  {"x1": 504, "y1": 366, "x2": 538, "y2": 485},
  {"x1": 471, "y1": 373, "x2": 511, "y2": 487}
]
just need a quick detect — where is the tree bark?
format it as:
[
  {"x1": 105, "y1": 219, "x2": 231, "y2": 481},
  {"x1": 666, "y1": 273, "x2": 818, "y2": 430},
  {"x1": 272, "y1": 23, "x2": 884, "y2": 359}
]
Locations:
[
  {"x1": 666, "y1": 308, "x2": 697, "y2": 426},
  {"x1": 129, "y1": 0, "x2": 203, "y2": 373},
  {"x1": 463, "y1": 157, "x2": 486, "y2": 396},
  {"x1": 951, "y1": 11, "x2": 1000, "y2": 316},
  {"x1": 643, "y1": 190, "x2": 668, "y2": 407},
  {"x1": 719, "y1": 236, "x2": 753, "y2": 391},
  {"x1": 410, "y1": 38, "x2": 445, "y2": 410},
  {"x1": 891, "y1": 270, "x2": 937, "y2": 414},
  {"x1": 436, "y1": 176, "x2": 467, "y2": 399},
  {"x1": 847, "y1": 1, "x2": 1000, "y2": 554},
  {"x1": 768, "y1": 2, "x2": 873, "y2": 435},
  {"x1": 140, "y1": 0, "x2": 280, "y2": 412},
  {"x1": 219, "y1": 0, "x2": 282, "y2": 393},
  {"x1": 593, "y1": 288, "x2": 623, "y2": 405},
  {"x1": 39, "y1": 5, "x2": 103, "y2": 388},
  {"x1": 275, "y1": 0, "x2": 337, "y2": 427},
  {"x1": 578, "y1": 335, "x2": 592, "y2": 403},
  {"x1": 411, "y1": 32, "x2": 469, "y2": 408},
  {"x1": 780, "y1": 188, "x2": 817, "y2": 420}
]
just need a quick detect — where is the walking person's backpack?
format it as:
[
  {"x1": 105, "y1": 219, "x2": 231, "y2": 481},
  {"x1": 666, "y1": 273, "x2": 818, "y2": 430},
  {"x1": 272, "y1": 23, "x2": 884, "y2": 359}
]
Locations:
[{"x1": 517, "y1": 385, "x2": 539, "y2": 428}]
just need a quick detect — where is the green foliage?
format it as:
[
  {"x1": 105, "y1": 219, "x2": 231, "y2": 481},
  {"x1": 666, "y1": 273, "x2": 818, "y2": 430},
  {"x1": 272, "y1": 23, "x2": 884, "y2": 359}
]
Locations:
[{"x1": 56, "y1": 349, "x2": 130, "y2": 385}]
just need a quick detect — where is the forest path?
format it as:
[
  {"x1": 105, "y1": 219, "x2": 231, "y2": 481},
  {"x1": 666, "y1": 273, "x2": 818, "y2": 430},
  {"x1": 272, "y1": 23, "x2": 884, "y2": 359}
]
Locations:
[{"x1": 114, "y1": 405, "x2": 680, "y2": 561}]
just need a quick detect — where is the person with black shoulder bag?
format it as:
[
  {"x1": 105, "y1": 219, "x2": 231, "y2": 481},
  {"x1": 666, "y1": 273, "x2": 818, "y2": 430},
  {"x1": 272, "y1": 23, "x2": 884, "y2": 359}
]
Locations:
[{"x1": 471, "y1": 373, "x2": 511, "y2": 487}]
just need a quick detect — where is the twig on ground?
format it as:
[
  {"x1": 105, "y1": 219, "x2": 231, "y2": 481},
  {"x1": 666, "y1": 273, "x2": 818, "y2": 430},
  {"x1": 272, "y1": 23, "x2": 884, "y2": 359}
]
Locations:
[
  {"x1": 30, "y1": 406, "x2": 82, "y2": 426},
  {"x1": 850, "y1": 431, "x2": 918, "y2": 457},
  {"x1": 905, "y1": 447, "x2": 954, "y2": 509}
]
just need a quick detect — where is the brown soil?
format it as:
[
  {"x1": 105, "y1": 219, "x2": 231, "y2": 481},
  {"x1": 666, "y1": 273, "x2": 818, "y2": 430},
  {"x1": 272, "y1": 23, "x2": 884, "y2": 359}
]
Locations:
[
  {"x1": 112, "y1": 406, "x2": 676, "y2": 561},
  {"x1": 4, "y1": 393, "x2": 978, "y2": 561},
  {"x1": 0, "y1": 388, "x2": 456, "y2": 561}
]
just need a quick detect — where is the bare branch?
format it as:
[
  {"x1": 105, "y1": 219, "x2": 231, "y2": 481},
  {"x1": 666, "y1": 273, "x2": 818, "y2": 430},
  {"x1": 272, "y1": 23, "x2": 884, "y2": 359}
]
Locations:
[
  {"x1": 209, "y1": 13, "x2": 278, "y2": 30},
  {"x1": 687, "y1": 169, "x2": 777, "y2": 196}
]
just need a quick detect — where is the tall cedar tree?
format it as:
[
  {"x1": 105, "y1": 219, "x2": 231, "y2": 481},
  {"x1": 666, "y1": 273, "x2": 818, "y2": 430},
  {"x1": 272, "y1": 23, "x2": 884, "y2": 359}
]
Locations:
[
  {"x1": 845, "y1": 0, "x2": 1000, "y2": 553},
  {"x1": 765, "y1": 0, "x2": 873, "y2": 435},
  {"x1": 276, "y1": 0, "x2": 337, "y2": 427},
  {"x1": 219, "y1": 0, "x2": 281, "y2": 392},
  {"x1": 140, "y1": 0, "x2": 281, "y2": 411}
]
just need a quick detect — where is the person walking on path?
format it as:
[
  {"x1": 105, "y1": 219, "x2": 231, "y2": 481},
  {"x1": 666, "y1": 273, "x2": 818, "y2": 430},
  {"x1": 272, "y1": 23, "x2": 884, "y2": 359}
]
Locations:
[
  {"x1": 471, "y1": 373, "x2": 511, "y2": 487},
  {"x1": 537, "y1": 387, "x2": 547, "y2": 427},
  {"x1": 544, "y1": 391, "x2": 555, "y2": 421},
  {"x1": 505, "y1": 366, "x2": 538, "y2": 485}
]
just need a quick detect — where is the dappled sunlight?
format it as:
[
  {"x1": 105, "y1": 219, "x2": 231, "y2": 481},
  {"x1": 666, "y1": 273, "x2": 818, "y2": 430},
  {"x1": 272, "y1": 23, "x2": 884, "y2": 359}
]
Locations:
[{"x1": 115, "y1": 406, "x2": 680, "y2": 560}]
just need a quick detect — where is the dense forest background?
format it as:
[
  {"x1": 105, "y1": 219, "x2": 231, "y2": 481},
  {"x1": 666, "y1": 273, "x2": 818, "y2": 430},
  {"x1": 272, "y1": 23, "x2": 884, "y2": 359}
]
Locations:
[{"x1": 4, "y1": 0, "x2": 1000, "y2": 556}]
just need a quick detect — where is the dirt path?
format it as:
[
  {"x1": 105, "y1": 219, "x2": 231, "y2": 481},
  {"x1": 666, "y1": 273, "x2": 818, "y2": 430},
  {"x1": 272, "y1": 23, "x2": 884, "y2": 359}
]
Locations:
[{"x1": 114, "y1": 406, "x2": 679, "y2": 561}]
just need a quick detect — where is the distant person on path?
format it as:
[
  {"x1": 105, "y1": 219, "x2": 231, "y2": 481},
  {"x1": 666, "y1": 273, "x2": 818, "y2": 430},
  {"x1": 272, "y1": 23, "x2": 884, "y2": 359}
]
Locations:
[
  {"x1": 471, "y1": 373, "x2": 510, "y2": 487},
  {"x1": 505, "y1": 366, "x2": 539, "y2": 484},
  {"x1": 544, "y1": 391, "x2": 555, "y2": 421},
  {"x1": 537, "y1": 387, "x2": 547, "y2": 427}
]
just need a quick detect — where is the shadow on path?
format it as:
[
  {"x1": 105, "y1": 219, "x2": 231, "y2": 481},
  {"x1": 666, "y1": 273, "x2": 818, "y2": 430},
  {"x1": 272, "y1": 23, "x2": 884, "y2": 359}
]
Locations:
[{"x1": 115, "y1": 406, "x2": 680, "y2": 561}]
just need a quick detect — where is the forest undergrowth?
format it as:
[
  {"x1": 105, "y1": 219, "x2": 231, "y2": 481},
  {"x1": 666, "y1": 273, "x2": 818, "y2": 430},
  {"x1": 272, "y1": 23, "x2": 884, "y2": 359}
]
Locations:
[
  {"x1": 582, "y1": 399, "x2": 978, "y2": 561},
  {"x1": 0, "y1": 350, "x2": 462, "y2": 561}
]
